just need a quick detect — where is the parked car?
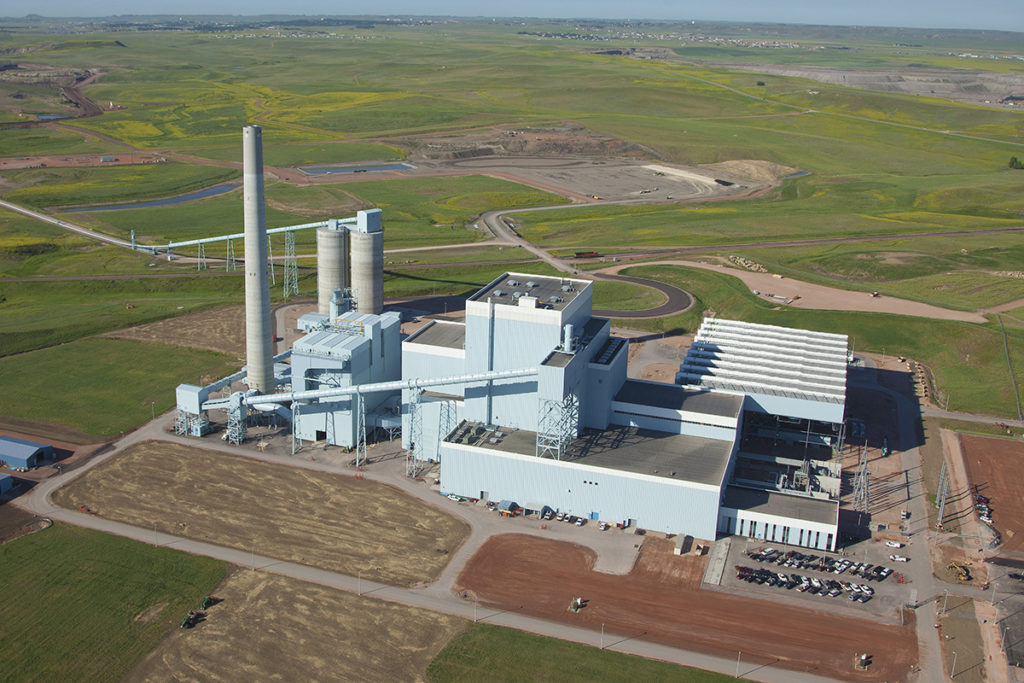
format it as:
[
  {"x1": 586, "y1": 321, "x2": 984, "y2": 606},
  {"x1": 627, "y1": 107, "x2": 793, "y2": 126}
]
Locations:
[
  {"x1": 885, "y1": 540, "x2": 904, "y2": 548},
  {"x1": 598, "y1": 522, "x2": 609, "y2": 531},
  {"x1": 890, "y1": 554, "x2": 909, "y2": 562},
  {"x1": 575, "y1": 517, "x2": 585, "y2": 527}
]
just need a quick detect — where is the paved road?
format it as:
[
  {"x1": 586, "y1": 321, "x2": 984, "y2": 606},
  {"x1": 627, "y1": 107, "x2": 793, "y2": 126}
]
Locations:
[
  {"x1": 591, "y1": 271, "x2": 694, "y2": 319},
  {"x1": 12, "y1": 419, "x2": 829, "y2": 683}
]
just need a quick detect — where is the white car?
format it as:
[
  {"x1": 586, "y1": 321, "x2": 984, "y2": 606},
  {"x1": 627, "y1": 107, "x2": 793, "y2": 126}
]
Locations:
[
  {"x1": 889, "y1": 554, "x2": 909, "y2": 562},
  {"x1": 885, "y1": 540, "x2": 904, "y2": 548}
]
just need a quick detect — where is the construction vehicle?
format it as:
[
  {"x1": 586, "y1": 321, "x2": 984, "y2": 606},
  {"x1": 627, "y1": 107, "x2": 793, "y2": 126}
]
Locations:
[{"x1": 948, "y1": 561, "x2": 973, "y2": 582}]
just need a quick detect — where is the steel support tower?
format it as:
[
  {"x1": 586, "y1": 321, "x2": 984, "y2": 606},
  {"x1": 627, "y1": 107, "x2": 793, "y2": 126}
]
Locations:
[
  {"x1": 851, "y1": 446, "x2": 870, "y2": 515},
  {"x1": 407, "y1": 391, "x2": 424, "y2": 477},
  {"x1": 283, "y1": 230, "x2": 298, "y2": 299},
  {"x1": 535, "y1": 393, "x2": 579, "y2": 460}
]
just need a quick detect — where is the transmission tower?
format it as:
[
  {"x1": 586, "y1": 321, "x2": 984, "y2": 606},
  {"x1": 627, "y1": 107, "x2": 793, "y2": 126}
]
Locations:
[
  {"x1": 283, "y1": 230, "x2": 298, "y2": 299},
  {"x1": 851, "y1": 446, "x2": 870, "y2": 515},
  {"x1": 407, "y1": 390, "x2": 423, "y2": 477}
]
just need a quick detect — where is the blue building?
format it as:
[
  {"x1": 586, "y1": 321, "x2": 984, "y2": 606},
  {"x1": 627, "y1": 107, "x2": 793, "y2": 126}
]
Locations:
[{"x1": 0, "y1": 436, "x2": 53, "y2": 469}]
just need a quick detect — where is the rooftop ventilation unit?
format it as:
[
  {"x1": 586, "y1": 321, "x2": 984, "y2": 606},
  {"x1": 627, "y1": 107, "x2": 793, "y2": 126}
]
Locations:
[
  {"x1": 493, "y1": 289, "x2": 504, "y2": 297},
  {"x1": 548, "y1": 296, "x2": 562, "y2": 304},
  {"x1": 513, "y1": 291, "x2": 523, "y2": 299},
  {"x1": 561, "y1": 284, "x2": 573, "y2": 292},
  {"x1": 508, "y1": 279, "x2": 520, "y2": 287},
  {"x1": 525, "y1": 280, "x2": 537, "y2": 288}
]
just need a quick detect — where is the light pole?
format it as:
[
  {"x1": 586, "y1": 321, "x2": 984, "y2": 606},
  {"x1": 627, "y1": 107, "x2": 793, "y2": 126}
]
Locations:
[
  {"x1": 600, "y1": 623, "x2": 604, "y2": 649},
  {"x1": 943, "y1": 589, "x2": 949, "y2": 615},
  {"x1": 951, "y1": 650, "x2": 957, "y2": 678},
  {"x1": 357, "y1": 570, "x2": 361, "y2": 596},
  {"x1": 1003, "y1": 627, "x2": 1011, "y2": 653},
  {"x1": 736, "y1": 651, "x2": 741, "y2": 678},
  {"x1": 474, "y1": 597, "x2": 478, "y2": 623},
  {"x1": 151, "y1": 401, "x2": 155, "y2": 420}
]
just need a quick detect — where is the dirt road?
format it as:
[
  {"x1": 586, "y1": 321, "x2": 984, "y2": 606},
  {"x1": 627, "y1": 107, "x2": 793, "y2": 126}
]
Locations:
[{"x1": 599, "y1": 260, "x2": 988, "y2": 323}]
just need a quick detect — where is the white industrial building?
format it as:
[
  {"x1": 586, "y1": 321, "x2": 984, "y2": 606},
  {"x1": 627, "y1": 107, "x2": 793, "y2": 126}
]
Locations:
[
  {"x1": 401, "y1": 275, "x2": 846, "y2": 550},
  {"x1": 174, "y1": 125, "x2": 848, "y2": 553}
]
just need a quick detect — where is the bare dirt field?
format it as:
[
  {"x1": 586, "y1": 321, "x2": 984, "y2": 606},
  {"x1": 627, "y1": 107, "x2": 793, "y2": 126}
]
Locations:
[
  {"x1": 0, "y1": 153, "x2": 165, "y2": 170},
  {"x1": 960, "y1": 434, "x2": 1024, "y2": 555},
  {"x1": 0, "y1": 504, "x2": 38, "y2": 542},
  {"x1": 53, "y1": 441, "x2": 469, "y2": 587},
  {"x1": 456, "y1": 534, "x2": 916, "y2": 681},
  {"x1": 624, "y1": 330, "x2": 693, "y2": 383},
  {"x1": 104, "y1": 305, "x2": 247, "y2": 356},
  {"x1": 0, "y1": 415, "x2": 106, "y2": 446},
  {"x1": 129, "y1": 568, "x2": 463, "y2": 682}
]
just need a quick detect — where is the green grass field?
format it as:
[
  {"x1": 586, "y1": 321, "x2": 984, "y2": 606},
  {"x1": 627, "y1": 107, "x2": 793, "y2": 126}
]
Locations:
[
  {"x1": 427, "y1": 623, "x2": 733, "y2": 682},
  {"x1": 0, "y1": 20, "x2": 1021, "y2": 418},
  {"x1": 0, "y1": 524, "x2": 226, "y2": 682},
  {"x1": 0, "y1": 275, "x2": 248, "y2": 356},
  {"x1": 186, "y1": 140, "x2": 403, "y2": 165},
  {"x1": 59, "y1": 175, "x2": 564, "y2": 251},
  {"x1": 732, "y1": 233, "x2": 1024, "y2": 309},
  {"x1": 615, "y1": 264, "x2": 1024, "y2": 418},
  {"x1": 0, "y1": 338, "x2": 237, "y2": 436},
  {"x1": 1, "y1": 163, "x2": 239, "y2": 209}
]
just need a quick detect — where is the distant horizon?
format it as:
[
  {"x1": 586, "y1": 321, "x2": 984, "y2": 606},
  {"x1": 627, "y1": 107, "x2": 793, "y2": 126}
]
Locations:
[{"x1": 5, "y1": 1, "x2": 1024, "y2": 35}]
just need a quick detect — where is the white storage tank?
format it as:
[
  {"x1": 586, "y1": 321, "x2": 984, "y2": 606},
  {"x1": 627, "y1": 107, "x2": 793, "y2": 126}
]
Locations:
[
  {"x1": 351, "y1": 209, "x2": 383, "y2": 315},
  {"x1": 316, "y1": 224, "x2": 349, "y2": 316}
]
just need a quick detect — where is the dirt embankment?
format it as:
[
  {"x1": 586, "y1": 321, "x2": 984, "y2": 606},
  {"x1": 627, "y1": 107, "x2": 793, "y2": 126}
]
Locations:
[{"x1": 456, "y1": 534, "x2": 917, "y2": 681}]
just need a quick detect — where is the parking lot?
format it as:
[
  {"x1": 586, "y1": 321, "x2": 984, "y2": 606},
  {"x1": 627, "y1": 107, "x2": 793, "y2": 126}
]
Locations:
[{"x1": 717, "y1": 535, "x2": 914, "y2": 622}]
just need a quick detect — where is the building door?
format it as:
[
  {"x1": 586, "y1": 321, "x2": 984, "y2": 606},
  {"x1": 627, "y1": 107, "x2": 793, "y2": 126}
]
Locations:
[{"x1": 480, "y1": 491, "x2": 488, "y2": 501}]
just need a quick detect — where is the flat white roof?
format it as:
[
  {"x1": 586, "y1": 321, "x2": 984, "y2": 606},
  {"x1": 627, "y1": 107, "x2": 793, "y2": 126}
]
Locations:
[{"x1": 678, "y1": 318, "x2": 848, "y2": 406}]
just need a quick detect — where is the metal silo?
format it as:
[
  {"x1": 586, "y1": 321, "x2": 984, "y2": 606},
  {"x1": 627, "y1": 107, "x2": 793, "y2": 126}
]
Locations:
[
  {"x1": 316, "y1": 224, "x2": 349, "y2": 315},
  {"x1": 242, "y1": 125, "x2": 274, "y2": 394},
  {"x1": 351, "y1": 208, "x2": 383, "y2": 314}
]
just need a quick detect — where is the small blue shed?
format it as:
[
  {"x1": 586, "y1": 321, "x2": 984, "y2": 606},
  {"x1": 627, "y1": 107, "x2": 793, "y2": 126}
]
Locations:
[
  {"x1": 0, "y1": 436, "x2": 53, "y2": 469},
  {"x1": 0, "y1": 473, "x2": 13, "y2": 494}
]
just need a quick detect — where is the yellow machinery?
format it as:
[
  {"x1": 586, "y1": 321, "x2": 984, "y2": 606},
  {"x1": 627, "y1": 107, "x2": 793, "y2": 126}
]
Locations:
[{"x1": 948, "y1": 561, "x2": 972, "y2": 582}]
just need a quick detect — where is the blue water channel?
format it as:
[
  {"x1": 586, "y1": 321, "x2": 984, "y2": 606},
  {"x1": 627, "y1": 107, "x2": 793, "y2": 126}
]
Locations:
[
  {"x1": 59, "y1": 183, "x2": 237, "y2": 213},
  {"x1": 298, "y1": 162, "x2": 414, "y2": 176}
]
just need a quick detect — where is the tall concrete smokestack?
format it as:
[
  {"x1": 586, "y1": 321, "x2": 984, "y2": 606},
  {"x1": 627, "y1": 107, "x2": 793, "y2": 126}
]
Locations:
[
  {"x1": 351, "y1": 208, "x2": 384, "y2": 315},
  {"x1": 316, "y1": 221, "x2": 349, "y2": 315},
  {"x1": 243, "y1": 125, "x2": 274, "y2": 394}
]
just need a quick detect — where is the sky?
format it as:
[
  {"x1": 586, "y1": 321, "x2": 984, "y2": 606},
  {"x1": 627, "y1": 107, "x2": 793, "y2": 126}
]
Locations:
[{"x1": 16, "y1": 0, "x2": 1024, "y2": 33}]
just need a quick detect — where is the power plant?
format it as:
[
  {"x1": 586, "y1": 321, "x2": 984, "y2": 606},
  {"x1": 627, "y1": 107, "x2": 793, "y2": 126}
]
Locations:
[{"x1": 174, "y1": 126, "x2": 849, "y2": 551}]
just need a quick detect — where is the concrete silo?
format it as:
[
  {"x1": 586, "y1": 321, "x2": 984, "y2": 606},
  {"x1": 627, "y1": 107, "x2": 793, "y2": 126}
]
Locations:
[
  {"x1": 316, "y1": 222, "x2": 349, "y2": 315},
  {"x1": 242, "y1": 125, "x2": 274, "y2": 394},
  {"x1": 350, "y1": 208, "x2": 384, "y2": 315}
]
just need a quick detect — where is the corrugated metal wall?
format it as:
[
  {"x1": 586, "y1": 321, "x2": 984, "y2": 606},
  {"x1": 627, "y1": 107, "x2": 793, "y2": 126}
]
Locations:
[{"x1": 441, "y1": 444, "x2": 721, "y2": 538}]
